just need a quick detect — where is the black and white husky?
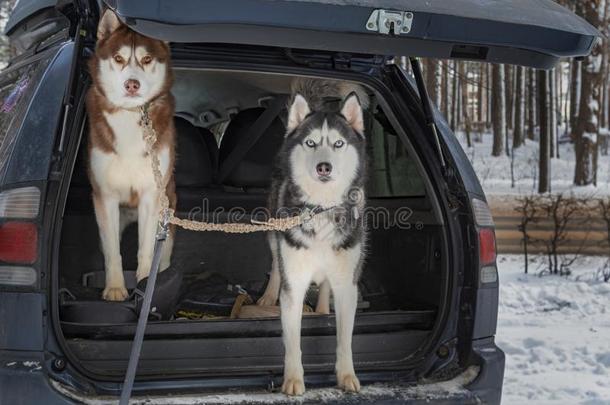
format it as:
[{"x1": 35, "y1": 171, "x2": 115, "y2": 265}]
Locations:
[{"x1": 259, "y1": 80, "x2": 368, "y2": 395}]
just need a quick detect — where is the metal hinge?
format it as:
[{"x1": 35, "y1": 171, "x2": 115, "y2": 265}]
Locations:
[{"x1": 366, "y1": 9, "x2": 413, "y2": 35}]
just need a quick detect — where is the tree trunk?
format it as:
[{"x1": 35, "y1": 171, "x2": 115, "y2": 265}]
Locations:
[
  {"x1": 527, "y1": 69, "x2": 536, "y2": 140},
  {"x1": 442, "y1": 61, "x2": 450, "y2": 118},
  {"x1": 573, "y1": 0, "x2": 603, "y2": 186},
  {"x1": 538, "y1": 69, "x2": 550, "y2": 193},
  {"x1": 455, "y1": 63, "x2": 462, "y2": 131},
  {"x1": 600, "y1": 0, "x2": 610, "y2": 137},
  {"x1": 491, "y1": 64, "x2": 506, "y2": 156},
  {"x1": 569, "y1": 59, "x2": 582, "y2": 137},
  {"x1": 549, "y1": 68, "x2": 558, "y2": 158},
  {"x1": 506, "y1": 65, "x2": 515, "y2": 131},
  {"x1": 486, "y1": 64, "x2": 493, "y2": 130},
  {"x1": 562, "y1": 62, "x2": 570, "y2": 135},
  {"x1": 451, "y1": 61, "x2": 459, "y2": 132},
  {"x1": 460, "y1": 62, "x2": 472, "y2": 147},
  {"x1": 425, "y1": 58, "x2": 442, "y2": 108},
  {"x1": 513, "y1": 66, "x2": 525, "y2": 148},
  {"x1": 0, "y1": 0, "x2": 18, "y2": 64},
  {"x1": 478, "y1": 64, "x2": 484, "y2": 124}
]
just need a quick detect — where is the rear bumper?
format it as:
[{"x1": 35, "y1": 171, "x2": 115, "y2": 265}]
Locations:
[
  {"x1": 468, "y1": 337, "x2": 506, "y2": 404},
  {"x1": 1, "y1": 340, "x2": 504, "y2": 404},
  {"x1": 50, "y1": 369, "x2": 481, "y2": 404},
  {"x1": 0, "y1": 351, "x2": 72, "y2": 405}
]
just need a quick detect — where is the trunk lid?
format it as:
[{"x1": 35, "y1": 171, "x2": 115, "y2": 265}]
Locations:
[{"x1": 104, "y1": 0, "x2": 600, "y2": 68}]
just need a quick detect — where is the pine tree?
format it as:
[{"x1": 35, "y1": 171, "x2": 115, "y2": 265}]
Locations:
[
  {"x1": 460, "y1": 62, "x2": 473, "y2": 147},
  {"x1": 573, "y1": 0, "x2": 603, "y2": 186},
  {"x1": 491, "y1": 64, "x2": 506, "y2": 156},
  {"x1": 441, "y1": 61, "x2": 450, "y2": 119},
  {"x1": 425, "y1": 59, "x2": 442, "y2": 108},
  {"x1": 527, "y1": 69, "x2": 536, "y2": 141},
  {"x1": 477, "y1": 64, "x2": 484, "y2": 125},
  {"x1": 549, "y1": 68, "x2": 558, "y2": 158},
  {"x1": 506, "y1": 65, "x2": 515, "y2": 131},
  {"x1": 513, "y1": 66, "x2": 525, "y2": 148},
  {"x1": 538, "y1": 70, "x2": 551, "y2": 193},
  {"x1": 569, "y1": 59, "x2": 582, "y2": 136},
  {"x1": 451, "y1": 61, "x2": 459, "y2": 132},
  {"x1": 0, "y1": 0, "x2": 17, "y2": 68}
]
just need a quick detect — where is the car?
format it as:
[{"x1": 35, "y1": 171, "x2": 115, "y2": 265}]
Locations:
[{"x1": 0, "y1": 1, "x2": 599, "y2": 404}]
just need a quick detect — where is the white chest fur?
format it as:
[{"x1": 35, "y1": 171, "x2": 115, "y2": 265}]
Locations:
[{"x1": 90, "y1": 109, "x2": 169, "y2": 201}]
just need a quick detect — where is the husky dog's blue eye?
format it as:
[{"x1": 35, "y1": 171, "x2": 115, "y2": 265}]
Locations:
[
  {"x1": 334, "y1": 140, "x2": 345, "y2": 148},
  {"x1": 305, "y1": 140, "x2": 316, "y2": 148}
]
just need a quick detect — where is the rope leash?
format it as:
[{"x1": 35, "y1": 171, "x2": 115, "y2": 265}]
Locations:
[{"x1": 140, "y1": 102, "x2": 320, "y2": 233}]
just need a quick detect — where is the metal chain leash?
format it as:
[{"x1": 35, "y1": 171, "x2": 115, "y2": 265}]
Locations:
[{"x1": 140, "y1": 103, "x2": 313, "y2": 233}]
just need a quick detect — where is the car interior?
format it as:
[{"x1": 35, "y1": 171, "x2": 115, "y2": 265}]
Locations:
[{"x1": 57, "y1": 69, "x2": 447, "y2": 377}]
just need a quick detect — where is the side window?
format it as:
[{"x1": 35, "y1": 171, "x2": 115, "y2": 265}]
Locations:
[
  {"x1": 0, "y1": 54, "x2": 52, "y2": 175},
  {"x1": 367, "y1": 110, "x2": 427, "y2": 198}
]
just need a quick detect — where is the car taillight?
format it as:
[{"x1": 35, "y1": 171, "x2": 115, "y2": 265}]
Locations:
[
  {"x1": 0, "y1": 187, "x2": 40, "y2": 287},
  {"x1": 0, "y1": 222, "x2": 38, "y2": 263},
  {"x1": 0, "y1": 186, "x2": 40, "y2": 218},
  {"x1": 472, "y1": 198, "x2": 494, "y2": 227},
  {"x1": 473, "y1": 198, "x2": 498, "y2": 284},
  {"x1": 0, "y1": 266, "x2": 37, "y2": 286},
  {"x1": 478, "y1": 228, "x2": 497, "y2": 266}
]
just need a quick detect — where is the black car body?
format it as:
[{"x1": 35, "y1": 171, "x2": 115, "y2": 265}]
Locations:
[{"x1": 0, "y1": 1, "x2": 598, "y2": 404}]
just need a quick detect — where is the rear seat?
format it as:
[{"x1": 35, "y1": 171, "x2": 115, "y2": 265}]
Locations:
[
  {"x1": 174, "y1": 107, "x2": 286, "y2": 216},
  {"x1": 173, "y1": 117, "x2": 220, "y2": 213},
  {"x1": 170, "y1": 108, "x2": 284, "y2": 281},
  {"x1": 218, "y1": 107, "x2": 285, "y2": 190},
  {"x1": 62, "y1": 110, "x2": 287, "y2": 285}
]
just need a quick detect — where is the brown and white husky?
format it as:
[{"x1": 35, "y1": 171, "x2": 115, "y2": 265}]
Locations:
[{"x1": 86, "y1": 10, "x2": 176, "y2": 301}]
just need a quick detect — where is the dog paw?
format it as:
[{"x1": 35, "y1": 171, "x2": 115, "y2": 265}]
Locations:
[
  {"x1": 103, "y1": 286, "x2": 128, "y2": 301},
  {"x1": 281, "y1": 377, "x2": 305, "y2": 396},
  {"x1": 257, "y1": 294, "x2": 278, "y2": 306},
  {"x1": 337, "y1": 373, "x2": 360, "y2": 393},
  {"x1": 136, "y1": 266, "x2": 151, "y2": 283}
]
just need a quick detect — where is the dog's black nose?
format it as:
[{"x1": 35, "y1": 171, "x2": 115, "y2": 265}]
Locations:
[
  {"x1": 124, "y1": 79, "x2": 140, "y2": 95},
  {"x1": 316, "y1": 162, "x2": 332, "y2": 177}
]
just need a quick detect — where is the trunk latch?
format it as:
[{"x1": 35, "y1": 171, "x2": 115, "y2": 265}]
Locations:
[{"x1": 366, "y1": 10, "x2": 413, "y2": 35}]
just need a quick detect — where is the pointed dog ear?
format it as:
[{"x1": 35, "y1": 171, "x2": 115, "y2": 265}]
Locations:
[
  {"x1": 340, "y1": 92, "x2": 364, "y2": 135},
  {"x1": 97, "y1": 9, "x2": 123, "y2": 41},
  {"x1": 287, "y1": 94, "x2": 311, "y2": 133}
]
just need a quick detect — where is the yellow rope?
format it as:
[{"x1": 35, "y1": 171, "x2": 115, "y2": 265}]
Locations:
[{"x1": 140, "y1": 105, "x2": 305, "y2": 233}]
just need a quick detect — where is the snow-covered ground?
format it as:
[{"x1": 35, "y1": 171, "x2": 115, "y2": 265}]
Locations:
[
  {"x1": 497, "y1": 254, "x2": 610, "y2": 404},
  {"x1": 457, "y1": 133, "x2": 610, "y2": 403},
  {"x1": 457, "y1": 132, "x2": 610, "y2": 198}
]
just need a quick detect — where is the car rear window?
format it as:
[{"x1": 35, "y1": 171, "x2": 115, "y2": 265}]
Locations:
[
  {"x1": 367, "y1": 111, "x2": 427, "y2": 198},
  {"x1": 0, "y1": 54, "x2": 52, "y2": 175}
]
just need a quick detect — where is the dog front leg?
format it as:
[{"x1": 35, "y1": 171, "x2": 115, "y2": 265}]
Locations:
[
  {"x1": 330, "y1": 276, "x2": 360, "y2": 392},
  {"x1": 280, "y1": 251, "x2": 311, "y2": 396},
  {"x1": 258, "y1": 232, "x2": 281, "y2": 306},
  {"x1": 315, "y1": 280, "x2": 331, "y2": 314},
  {"x1": 94, "y1": 193, "x2": 127, "y2": 301},
  {"x1": 136, "y1": 192, "x2": 160, "y2": 282}
]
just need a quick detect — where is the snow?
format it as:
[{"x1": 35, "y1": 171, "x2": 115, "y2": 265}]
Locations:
[
  {"x1": 457, "y1": 131, "x2": 610, "y2": 197},
  {"x1": 584, "y1": 132, "x2": 599, "y2": 144},
  {"x1": 497, "y1": 254, "x2": 610, "y2": 404},
  {"x1": 458, "y1": 131, "x2": 610, "y2": 403}
]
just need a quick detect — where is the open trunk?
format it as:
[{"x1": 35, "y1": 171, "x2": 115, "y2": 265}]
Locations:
[{"x1": 56, "y1": 55, "x2": 449, "y2": 381}]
